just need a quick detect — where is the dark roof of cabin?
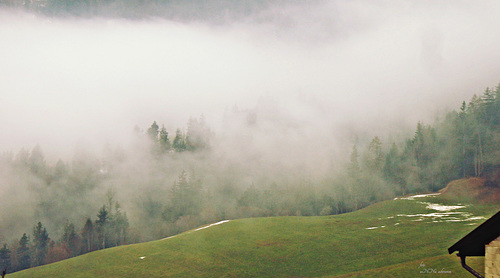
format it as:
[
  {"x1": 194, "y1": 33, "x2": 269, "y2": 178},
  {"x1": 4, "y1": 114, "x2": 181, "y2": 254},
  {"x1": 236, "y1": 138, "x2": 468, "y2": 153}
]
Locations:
[{"x1": 448, "y1": 210, "x2": 500, "y2": 256}]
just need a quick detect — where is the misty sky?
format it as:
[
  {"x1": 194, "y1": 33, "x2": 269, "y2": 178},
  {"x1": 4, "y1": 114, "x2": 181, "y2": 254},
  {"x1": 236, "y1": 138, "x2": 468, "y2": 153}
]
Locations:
[{"x1": 1, "y1": 0, "x2": 500, "y2": 160}]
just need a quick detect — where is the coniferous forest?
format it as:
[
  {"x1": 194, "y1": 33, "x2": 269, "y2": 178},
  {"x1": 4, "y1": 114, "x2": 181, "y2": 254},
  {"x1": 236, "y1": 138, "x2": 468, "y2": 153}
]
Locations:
[{"x1": 0, "y1": 85, "x2": 499, "y2": 272}]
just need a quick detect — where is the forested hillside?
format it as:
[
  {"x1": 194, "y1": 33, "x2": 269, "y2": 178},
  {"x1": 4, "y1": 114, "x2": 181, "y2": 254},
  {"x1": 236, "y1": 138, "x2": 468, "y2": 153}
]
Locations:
[
  {"x1": 0, "y1": 84, "x2": 499, "y2": 273},
  {"x1": 7, "y1": 188, "x2": 500, "y2": 278}
]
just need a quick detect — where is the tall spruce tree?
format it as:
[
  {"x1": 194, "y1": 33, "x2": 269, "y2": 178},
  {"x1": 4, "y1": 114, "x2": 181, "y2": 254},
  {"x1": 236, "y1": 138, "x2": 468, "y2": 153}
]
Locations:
[
  {"x1": 32, "y1": 222, "x2": 50, "y2": 266},
  {"x1": 95, "y1": 206, "x2": 109, "y2": 250},
  {"x1": 16, "y1": 233, "x2": 31, "y2": 271},
  {"x1": 172, "y1": 129, "x2": 186, "y2": 152},
  {"x1": 0, "y1": 244, "x2": 11, "y2": 273},
  {"x1": 366, "y1": 136, "x2": 384, "y2": 172},
  {"x1": 163, "y1": 170, "x2": 202, "y2": 222},
  {"x1": 159, "y1": 125, "x2": 171, "y2": 153},
  {"x1": 81, "y1": 218, "x2": 94, "y2": 254},
  {"x1": 147, "y1": 121, "x2": 159, "y2": 143},
  {"x1": 62, "y1": 222, "x2": 80, "y2": 257}
]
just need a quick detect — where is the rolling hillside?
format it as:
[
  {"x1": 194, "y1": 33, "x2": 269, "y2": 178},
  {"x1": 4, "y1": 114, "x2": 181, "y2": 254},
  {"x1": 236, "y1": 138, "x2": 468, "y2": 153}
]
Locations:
[{"x1": 9, "y1": 178, "x2": 500, "y2": 277}]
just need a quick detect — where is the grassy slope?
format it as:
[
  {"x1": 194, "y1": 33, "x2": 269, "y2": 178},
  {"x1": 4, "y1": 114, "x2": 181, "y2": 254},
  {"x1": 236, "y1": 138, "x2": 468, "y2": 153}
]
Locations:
[
  {"x1": 10, "y1": 179, "x2": 500, "y2": 277},
  {"x1": 332, "y1": 255, "x2": 485, "y2": 278}
]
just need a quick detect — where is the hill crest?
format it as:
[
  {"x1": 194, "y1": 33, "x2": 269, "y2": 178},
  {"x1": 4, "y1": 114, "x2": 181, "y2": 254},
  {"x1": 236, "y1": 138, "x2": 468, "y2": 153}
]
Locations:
[{"x1": 439, "y1": 177, "x2": 500, "y2": 204}]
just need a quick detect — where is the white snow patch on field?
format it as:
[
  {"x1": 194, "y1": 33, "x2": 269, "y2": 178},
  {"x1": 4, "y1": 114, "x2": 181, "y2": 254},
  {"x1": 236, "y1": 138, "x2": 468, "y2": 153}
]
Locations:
[
  {"x1": 397, "y1": 193, "x2": 441, "y2": 200},
  {"x1": 366, "y1": 225, "x2": 385, "y2": 230},
  {"x1": 466, "y1": 216, "x2": 486, "y2": 221},
  {"x1": 424, "y1": 203, "x2": 465, "y2": 211},
  {"x1": 160, "y1": 220, "x2": 231, "y2": 240},
  {"x1": 195, "y1": 220, "x2": 230, "y2": 231},
  {"x1": 374, "y1": 192, "x2": 487, "y2": 230},
  {"x1": 161, "y1": 234, "x2": 178, "y2": 240},
  {"x1": 397, "y1": 211, "x2": 469, "y2": 220}
]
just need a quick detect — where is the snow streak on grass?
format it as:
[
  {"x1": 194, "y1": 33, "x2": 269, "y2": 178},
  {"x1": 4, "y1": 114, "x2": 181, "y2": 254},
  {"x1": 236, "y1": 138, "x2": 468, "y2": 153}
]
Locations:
[
  {"x1": 367, "y1": 192, "x2": 486, "y2": 230},
  {"x1": 161, "y1": 220, "x2": 231, "y2": 240},
  {"x1": 194, "y1": 220, "x2": 231, "y2": 231},
  {"x1": 396, "y1": 193, "x2": 441, "y2": 200}
]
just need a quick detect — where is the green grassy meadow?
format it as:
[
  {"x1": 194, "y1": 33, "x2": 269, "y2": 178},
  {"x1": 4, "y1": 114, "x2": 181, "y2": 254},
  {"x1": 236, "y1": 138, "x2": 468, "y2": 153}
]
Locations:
[{"x1": 9, "y1": 189, "x2": 499, "y2": 277}]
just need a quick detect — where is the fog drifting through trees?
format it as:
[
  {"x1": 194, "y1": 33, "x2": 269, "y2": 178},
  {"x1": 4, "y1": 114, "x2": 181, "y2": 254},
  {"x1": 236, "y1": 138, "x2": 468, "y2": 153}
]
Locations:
[{"x1": 1, "y1": 0, "x2": 500, "y2": 272}]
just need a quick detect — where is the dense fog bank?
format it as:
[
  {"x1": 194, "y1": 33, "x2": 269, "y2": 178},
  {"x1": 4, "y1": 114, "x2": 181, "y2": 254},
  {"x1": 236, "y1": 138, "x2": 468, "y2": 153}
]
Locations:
[{"x1": 2, "y1": 1, "x2": 500, "y2": 158}]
